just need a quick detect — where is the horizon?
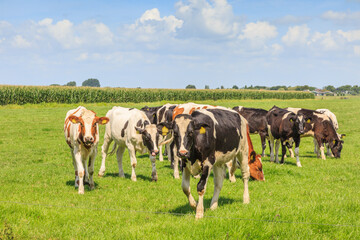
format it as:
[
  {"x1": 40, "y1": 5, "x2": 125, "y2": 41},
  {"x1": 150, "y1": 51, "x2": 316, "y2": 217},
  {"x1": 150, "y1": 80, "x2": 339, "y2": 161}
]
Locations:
[{"x1": 1, "y1": 0, "x2": 360, "y2": 89}]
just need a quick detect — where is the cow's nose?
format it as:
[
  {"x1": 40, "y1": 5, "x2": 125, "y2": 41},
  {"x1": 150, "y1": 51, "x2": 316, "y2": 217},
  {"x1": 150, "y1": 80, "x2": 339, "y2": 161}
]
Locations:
[
  {"x1": 179, "y1": 150, "x2": 188, "y2": 157},
  {"x1": 152, "y1": 149, "x2": 159, "y2": 156},
  {"x1": 85, "y1": 136, "x2": 94, "y2": 143}
]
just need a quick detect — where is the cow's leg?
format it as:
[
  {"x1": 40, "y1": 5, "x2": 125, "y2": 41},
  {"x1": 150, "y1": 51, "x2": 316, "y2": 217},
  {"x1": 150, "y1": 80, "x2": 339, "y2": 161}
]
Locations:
[
  {"x1": 182, "y1": 164, "x2": 196, "y2": 209},
  {"x1": 98, "y1": 136, "x2": 113, "y2": 177},
  {"x1": 326, "y1": 143, "x2": 333, "y2": 157},
  {"x1": 269, "y1": 136, "x2": 275, "y2": 162},
  {"x1": 227, "y1": 158, "x2": 236, "y2": 183},
  {"x1": 74, "y1": 150, "x2": 85, "y2": 194},
  {"x1": 210, "y1": 164, "x2": 226, "y2": 210},
  {"x1": 260, "y1": 133, "x2": 266, "y2": 157},
  {"x1": 116, "y1": 145, "x2": 126, "y2": 178},
  {"x1": 128, "y1": 144, "x2": 137, "y2": 181},
  {"x1": 172, "y1": 144, "x2": 180, "y2": 179},
  {"x1": 196, "y1": 164, "x2": 212, "y2": 219},
  {"x1": 313, "y1": 138, "x2": 318, "y2": 154},
  {"x1": 315, "y1": 137, "x2": 326, "y2": 160},
  {"x1": 281, "y1": 140, "x2": 287, "y2": 164},
  {"x1": 275, "y1": 139, "x2": 280, "y2": 164},
  {"x1": 166, "y1": 143, "x2": 172, "y2": 161},
  {"x1": 88, "y1": 149, "x2": 97, "y2": 190},
  {"x1": 294, "y1": 137, "x2": 302, "y2": 167},
  {"x1": 71, "y1": 151, "x2": 79, "y2": 188},
  {"x1": 150, "y1": 155, "x2": 158, "y2": 181},
  {"x1": 158, "y1": 144, "x2": 164, "y2": 162},
  {"x1": 237, "y1": 148, "x2": 250, "y2": 204}
]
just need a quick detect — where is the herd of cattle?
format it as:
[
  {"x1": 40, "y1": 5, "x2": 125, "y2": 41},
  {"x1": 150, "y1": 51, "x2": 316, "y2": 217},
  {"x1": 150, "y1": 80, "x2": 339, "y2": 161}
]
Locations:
[{"x1": 64, "y1": 103, "x2": 344, "y2": 219}]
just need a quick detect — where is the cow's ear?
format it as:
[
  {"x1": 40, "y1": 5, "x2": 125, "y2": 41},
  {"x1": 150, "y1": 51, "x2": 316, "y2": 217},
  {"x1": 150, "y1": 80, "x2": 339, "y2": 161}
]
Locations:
[
  {"x1": 135, "y1": 127, "x2": 145, "y2": 134},
  {"x1": 68, "y1": 115, "x2": 81, "y2": 124},
  {"x1": 157, "y1": 122, "x2": 172, "y2": 136},
  {"x1": 249, "y1": 151, "x2": 256, "y2": 163},
  {"x1": 341, "y1": 134, "x2": 346, "y2": 139},
  {"x1": 196, "y1": 123, "x2": 210, "y2": 134},
  {"x1": 306, "y1": 118, "x2": 311, "y2": 123},
  {"x1": 97, "y1": 117, "x2": 109, "y2": 125}
]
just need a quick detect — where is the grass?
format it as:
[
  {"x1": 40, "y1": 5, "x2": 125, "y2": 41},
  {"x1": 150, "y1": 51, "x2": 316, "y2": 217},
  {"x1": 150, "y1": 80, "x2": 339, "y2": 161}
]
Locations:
[{"x1": 0, "y1": 97, "x2": 359, "y2": 239}]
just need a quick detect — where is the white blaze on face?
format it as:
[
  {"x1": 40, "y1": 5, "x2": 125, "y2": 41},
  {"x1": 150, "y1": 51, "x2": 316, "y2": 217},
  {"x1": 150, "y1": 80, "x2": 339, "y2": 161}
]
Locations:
[
  {"x1": 145, "y1": 124, "x2": 159, "y2": 153},
  {"x1": 175, "y1": 117, "x2": 192, "y2": 152},
  {"x1": 81, "y1": 110, "x2": 96, "y2": 141}
]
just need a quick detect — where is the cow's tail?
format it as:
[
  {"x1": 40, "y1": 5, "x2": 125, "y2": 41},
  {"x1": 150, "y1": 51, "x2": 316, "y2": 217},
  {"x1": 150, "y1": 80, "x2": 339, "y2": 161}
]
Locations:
[{"x1": 108, "y1": 142, "x2": 117, "y2": 156}]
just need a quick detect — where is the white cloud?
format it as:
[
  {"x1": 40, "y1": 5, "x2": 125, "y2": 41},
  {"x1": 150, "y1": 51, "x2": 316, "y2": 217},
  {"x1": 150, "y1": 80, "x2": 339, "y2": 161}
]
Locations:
[
  {"x1": 127, "y1": 8, "x2": 183, "y2": 42},
  {"x1": 282, "y1": 25, "x2": 310, "y2": 46},
  {"x1": 175, "y1": 0, "x2": 241, "y2": 38},
  {"x1": 322, "y1": 10, "x2": 360, "y2": 24},
  {"x1": 309, "y1": 31, "x2": 339, "y2": 50},
  {"x1": 76, "y1": 52, "x2": 88, "y2": 61},
  {"x1": 354, "y1": 45, "x2": 360, "y2": 56},
  {"x1": 239, "y1": 21, "x2": 277, "y2": 41},
  {"x1": 337, "y1": 29, "x2": 360, "y2": 42},
  {"x1": 273, "y1": 15, "x2": 311, "y2": 25},
  {"x1": 12, "y1": 35, "x2": 31, "y2": 48},
  {"x1": 271, "y1": 43, "x2": 283, "y2": 55}
]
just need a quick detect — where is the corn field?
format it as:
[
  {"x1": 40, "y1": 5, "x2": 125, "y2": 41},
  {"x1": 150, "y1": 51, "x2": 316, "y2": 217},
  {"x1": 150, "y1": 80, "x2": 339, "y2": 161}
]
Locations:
[{"x1": 0, "y1": 85, "x2": 315, "y2": 105}]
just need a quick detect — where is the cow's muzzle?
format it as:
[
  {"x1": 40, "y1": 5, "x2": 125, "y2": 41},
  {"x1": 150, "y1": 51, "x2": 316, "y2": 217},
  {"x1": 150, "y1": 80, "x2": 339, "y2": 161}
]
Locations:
[
  {"x1": 178, "y1": 150, "x2": 189, "y2": 158},
  {"x1": 84, "y1": 136, "x2": 94, "y2": 146},
  {"x1": 151, "y1": 149, "x2": 159, "y2": 156}
]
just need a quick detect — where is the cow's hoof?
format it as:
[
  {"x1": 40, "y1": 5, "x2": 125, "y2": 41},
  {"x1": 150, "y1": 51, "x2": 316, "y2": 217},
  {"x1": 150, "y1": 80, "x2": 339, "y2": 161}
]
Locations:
[
  {"x1": 131, "y1": 176, "x2": 137, "y2": 182},
  {"x1": 174, "y1": 174, "x2": 180, "y2": 179},
  {"x1": 296, "y1": 162, "x2": 302, "y2": 167},
  {"x1": 195, "y1": 211, "x2": 204, "y2": 219},
  {"x1": 119, "y1": 173, "x2": 125, "y2": 178},
  {"x1": 98, "y1": 172, "x2": 104, "y2": 177},
  {"x1": 229, "y1": 176, "x2": 236, "y2": 183},
  {"x1": 210, "y1": 202, "x2": 218, "y2": 211},
  {"x1": 78, "y1": 188, "x2": 84, "y2": 195},
  {"x1": 90, "y1": 185, "x2": 95, "y2": 190},
  {"x1": 193, "y1": 174, "x2": 200, "y2": 179}
]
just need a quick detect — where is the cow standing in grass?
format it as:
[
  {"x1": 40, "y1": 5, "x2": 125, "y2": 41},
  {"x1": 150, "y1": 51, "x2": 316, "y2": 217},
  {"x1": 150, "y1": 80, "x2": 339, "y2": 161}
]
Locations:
[
  {"x1": 98, "y1": 107, "x2": 164, "y2": 181},
  {"x1": 64, "y1": 106, "x2": 109, "y2": 194},
  {"x1": 159, "y1": 108, "x2": 251, "y2": 219}
]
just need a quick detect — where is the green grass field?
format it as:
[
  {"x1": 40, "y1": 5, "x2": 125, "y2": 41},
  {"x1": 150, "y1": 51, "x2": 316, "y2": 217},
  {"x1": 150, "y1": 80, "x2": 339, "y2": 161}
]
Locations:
[{"x1": 0, "y1": 97, "x2": 359, "y2": 239}]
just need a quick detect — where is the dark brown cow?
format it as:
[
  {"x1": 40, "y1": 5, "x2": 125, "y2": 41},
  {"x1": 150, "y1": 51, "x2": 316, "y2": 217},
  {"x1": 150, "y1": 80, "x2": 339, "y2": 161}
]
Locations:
[
  {"x1": 266, "y1": 106, "x2": 305, "y2": 167},
  {"x1": 233, "y1": 106, "x2": 268, "y2": 157},
  {"x1": 286, "y1": 107, "x2": 344, "y2": 159}
]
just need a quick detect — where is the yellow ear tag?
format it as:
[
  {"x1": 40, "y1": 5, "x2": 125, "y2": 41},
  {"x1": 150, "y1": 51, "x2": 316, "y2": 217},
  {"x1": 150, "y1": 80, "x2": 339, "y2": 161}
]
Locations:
[
  {"x1": 307, "y1": 119, "x2": 311, "y2": 123},
  {"x1": 341, "y1": 135, "x2": 345, "y2": 139},
  {"x1": 136, "y1": 130, "x2": 140, "y2": 134},
  {"x1": 333, "y1": 140, "x2": 336, "y2": 144},
  {"x1": 290, "y1": 119, "x2": 293, "y2": 122},
  {"x1": 162, "y1": 126, "x2": 168, "y2": 136},
  {"x1": 200, "y1": 127, "x2": 206, "y2": 134},
  {"x1": 102, "y1": 120, "x2": 107, "y2": 124},
  {"x1": 71, "y1": 119, "x2": 77, "y2": 123}
]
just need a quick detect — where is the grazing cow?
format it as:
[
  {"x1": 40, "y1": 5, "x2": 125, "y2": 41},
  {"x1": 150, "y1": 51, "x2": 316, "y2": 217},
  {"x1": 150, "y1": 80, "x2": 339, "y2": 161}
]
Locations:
[
  {"x1": 286, "y1": 107, "x2": 344, "y2": 160},
  {"x1": 233, "y1": 106, "x2": 268, "y2": 157},
  {"x1": 313, "y1": 109, "x2": 345, "y2": 156},
  {"x1": 266, "y1": 106, "x2": 305, "y2": 167},
  {"x1": 159, "y1": 108, "x2": 251, "y2": 219},
  {"x1": 64, "y1": 106, "x2": 109, "y2": 194},
  {"x1": 141, "y1": 104, "x2": 177, "y2": 162},
  {"x1": 98, "y1": 107, "x2": 162, "y2": 181}
]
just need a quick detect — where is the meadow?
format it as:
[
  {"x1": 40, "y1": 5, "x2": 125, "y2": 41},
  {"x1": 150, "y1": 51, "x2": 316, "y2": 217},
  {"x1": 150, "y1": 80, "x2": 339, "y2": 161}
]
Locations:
[{"x1": 0, "y1": 97, "x2": 359, "y2": 239}]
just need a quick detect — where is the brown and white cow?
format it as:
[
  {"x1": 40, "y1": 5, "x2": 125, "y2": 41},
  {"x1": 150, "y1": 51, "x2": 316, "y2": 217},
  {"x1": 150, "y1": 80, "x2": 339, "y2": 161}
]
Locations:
[
  {"x1": 159, "y1": 108, "x2": 251, "y2": 219},
  {"x1": 98, "y1": 106, "x2": 163, "y2": 181},
  {"x1": 233, "y1": 106, "x2": 269, "y2": 157},
  {"x1": 285, "y1": 107, "x2": 344, "y2": 160},
  {"x1": 266, "y1": 106, "x2": 305, "y2": 167},
  {"x1": 314, "y1": 109, "x2": 345, "y2": 156},
  {"x1": 64, "y1": 106, "x2": 109, "y2": 194}
]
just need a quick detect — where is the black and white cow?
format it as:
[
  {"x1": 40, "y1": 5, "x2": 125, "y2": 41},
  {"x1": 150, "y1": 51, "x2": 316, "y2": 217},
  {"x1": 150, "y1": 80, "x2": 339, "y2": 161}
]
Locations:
[
  {"x1": 233, "y1": 106, "x2": 269, "y2": 157},
  {"x1": 98, "y1": 107, "x2": 162, "y2": 181},
  {"x1": 285, "y1": 107, "x2": 344, "y2": 160},
  {"x1": 141, "y1": 104, "x2": 177, "y2": 162},
  {"x1": 159, "y1": 108, "x2": 250, "y2": 219},
  {"x1": 266, "y1": 106, "x2": 305, "y2": 167}
]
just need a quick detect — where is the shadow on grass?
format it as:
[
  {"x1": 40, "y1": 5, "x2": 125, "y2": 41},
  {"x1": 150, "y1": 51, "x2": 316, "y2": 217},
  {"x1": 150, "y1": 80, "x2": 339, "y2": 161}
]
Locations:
[
  {"x1": 99, "y1": 172, "x2": 154, "y2": 182},
  {"x1": 168, "y1": 196, "x2": 238, "y2": 215}
]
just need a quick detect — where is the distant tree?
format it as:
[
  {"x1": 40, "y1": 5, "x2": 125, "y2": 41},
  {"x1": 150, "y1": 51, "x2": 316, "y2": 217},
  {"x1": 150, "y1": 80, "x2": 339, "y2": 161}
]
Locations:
[
  {"x1": 50, "y1": 84, "x2": 60, "y2": 86},
  {"x1": 295, "y1": 85, "x2": 316, "y2": 91},
  {"x1": 270, "y1": 85, "x2": 288, "y2": 90},
  {"x1": 185, "y1": 84, "x2": 196, "y2": 89},
  {"x1": 323, "y1": 85, "x2": 335, "y2": 92},
  {"x1": 232, "y1": 85, "x2": 239, "y2": 89},
  {"x1": 220, "y1": 85, "x2": 224, "y2": 89},
  {"x1": 65, "y1": 81, "x2": 76, "y2": 86},
  {"x1": 205, "y1": 85, "x2": 210, "y2": 89},
  {"x1": 82, "y1": 78, "x2": 100, "y2": 87}
]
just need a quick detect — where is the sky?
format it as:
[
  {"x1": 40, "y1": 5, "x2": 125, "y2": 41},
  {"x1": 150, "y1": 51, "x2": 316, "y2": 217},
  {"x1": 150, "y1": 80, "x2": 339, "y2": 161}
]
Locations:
[{"x1": 1, "y1": 0, "x2": 360, "y2": 89}]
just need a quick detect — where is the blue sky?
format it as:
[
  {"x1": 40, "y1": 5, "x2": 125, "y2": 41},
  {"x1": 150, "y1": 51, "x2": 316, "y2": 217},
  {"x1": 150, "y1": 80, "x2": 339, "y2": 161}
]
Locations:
[{"x1": 1, "y1": 0, "x2": 360, "y2": 89}]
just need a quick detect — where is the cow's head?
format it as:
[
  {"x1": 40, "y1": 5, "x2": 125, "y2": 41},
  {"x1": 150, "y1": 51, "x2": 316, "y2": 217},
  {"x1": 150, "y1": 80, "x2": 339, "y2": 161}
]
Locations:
[
  {"x1": 68, "y1": 111, "x2": 109, "y2": 147},
  {"x1": 328, "y1": 138, "x2": 343, "y2": 158},
  {"x1": 135, "y1": 124, "x2": 160, "y2": 156},
  {"x1": 248, "y1": 151, "x2": 264, "y2": 180},
  {"x1": 285, "y1": 113, "x2": 305, "y2": 135},
  {"x1": 140, "y1": 106, "x2": 159, "y2": 124}
]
